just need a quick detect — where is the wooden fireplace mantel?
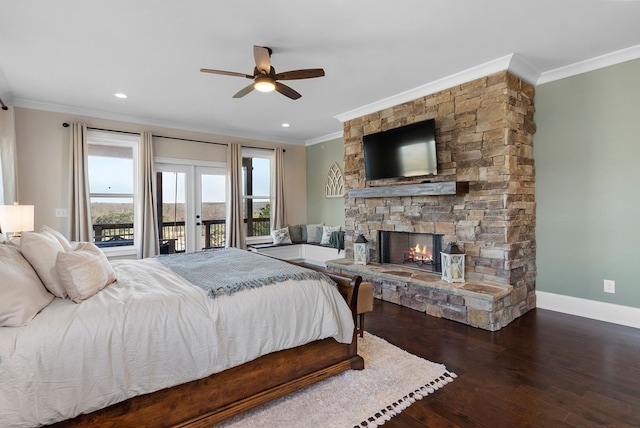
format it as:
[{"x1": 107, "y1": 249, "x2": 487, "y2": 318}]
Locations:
[{"x1": 347, "y1": 181, "x2": 468, "y2": 198}]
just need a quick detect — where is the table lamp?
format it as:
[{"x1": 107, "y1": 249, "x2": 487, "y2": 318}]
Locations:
[{"x1": 0, "y1": 203, "x2": 35, "y2": 237}]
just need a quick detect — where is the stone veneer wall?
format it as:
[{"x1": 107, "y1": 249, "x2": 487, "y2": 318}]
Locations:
[{"x1": 342, "y1": 71, "x2": 537, "y2": 321}]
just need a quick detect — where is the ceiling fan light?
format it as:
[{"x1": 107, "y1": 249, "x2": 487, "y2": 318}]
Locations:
[{"x1": 254, "y1": 76, "x2": 275, "y2": 93}]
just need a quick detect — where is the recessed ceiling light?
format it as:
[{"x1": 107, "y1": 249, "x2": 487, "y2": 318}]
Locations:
[
  {"x1": 114, "y1": 93, "x2": 128, "y2": 99},
  {"x1": 281, "y1": 123, "x2": 290, "y2": 128}
]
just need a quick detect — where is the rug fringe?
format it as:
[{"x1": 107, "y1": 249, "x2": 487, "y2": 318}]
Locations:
[{"x1": 353, "y1": 370, "x2": 457, "y2": 428}]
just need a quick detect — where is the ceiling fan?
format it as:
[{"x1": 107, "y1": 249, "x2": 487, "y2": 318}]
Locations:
[{"x1": 200, "y1": 45, "x2": 325, "y2": 100}]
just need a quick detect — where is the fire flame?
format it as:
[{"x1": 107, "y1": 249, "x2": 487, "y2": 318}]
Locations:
[{"x1": 409, "y1": 244, "x2": 432, "y2": 261}]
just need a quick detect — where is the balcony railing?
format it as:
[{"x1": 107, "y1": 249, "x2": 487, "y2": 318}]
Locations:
[{"x1": 93, "y1": 218, "x2": 270, "y2": 253}]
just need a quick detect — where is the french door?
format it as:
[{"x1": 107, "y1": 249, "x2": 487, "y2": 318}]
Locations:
[{"x1": 156, "y1": 163, "x2": 226, "y2": 253}]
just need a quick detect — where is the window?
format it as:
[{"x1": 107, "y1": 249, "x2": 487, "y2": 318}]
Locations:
[
  {"x1": 242, "y1": 149, "x2": 272, "y2": 241},
  {"x1": 87, "y1": 131, "x2": 139, "y2": 253}
]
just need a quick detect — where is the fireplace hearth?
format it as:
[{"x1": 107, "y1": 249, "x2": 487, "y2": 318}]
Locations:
[{"x1": 379, "y1": 231, "x2": 443, "y2": 274}]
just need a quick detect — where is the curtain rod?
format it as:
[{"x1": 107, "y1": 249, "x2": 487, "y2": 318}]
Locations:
[
  {"x1": 62, "y1": 122, "x2": 139, "y2": 136},
  {"x1": 61, "y1": 122, "x2": 279, "y2": 151},
  {"x1": 0, "y1": 97, "x2": 8, "y2": 111}
]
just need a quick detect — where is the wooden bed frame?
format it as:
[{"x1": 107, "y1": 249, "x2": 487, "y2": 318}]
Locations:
[{"x1": 50, "y1": 268, "x2": 363, "y2": 427}]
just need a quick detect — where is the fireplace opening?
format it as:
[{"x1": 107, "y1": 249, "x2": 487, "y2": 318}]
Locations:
[{"x1": 378, "y1": 231, "x2": 443, "y2": 274}]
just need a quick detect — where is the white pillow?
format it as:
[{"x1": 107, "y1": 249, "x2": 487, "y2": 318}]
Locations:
[
  {"x1": 305, "y1": 223, "x2": 324, "y2": 244},
  {"x1": 20, "y1": 230, "x2": 68, "y2": 298},
  {"x1": 41, "y1": 225, "x2": 74, "y2": 252},
  {"x1": 320, "y1": 225, "x2": 341, "y2": 245},
  {"x1": 271, "y1": 227, "x2": 292, "y2": 245},
  {"x1": 56, "y1": 242, "x2": 116, "y2": 303},
  {"x1": 0, "y1": 244, "x2": 54, "y2": 327}
]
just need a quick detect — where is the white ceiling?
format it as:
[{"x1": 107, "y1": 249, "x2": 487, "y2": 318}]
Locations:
[{"x1": 1, "y1": 0, "x2": 640, "y2": 145}]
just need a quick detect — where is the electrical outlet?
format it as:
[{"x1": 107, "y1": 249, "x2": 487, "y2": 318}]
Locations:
[{"x1": 604, "y1": 279, "x2": 615, "y2": 294}]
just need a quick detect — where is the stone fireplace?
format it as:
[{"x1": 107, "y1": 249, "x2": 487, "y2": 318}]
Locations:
[
  {"x1": 379, "y1": 231, "x2": 443, "y2": 274},
  {"x1": 327, "y1": 70, "x2": 537, "y2": 331}
]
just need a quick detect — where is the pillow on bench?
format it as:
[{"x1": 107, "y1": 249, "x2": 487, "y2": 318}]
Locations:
[
  {"x1": 271, "y1": 224, "x2": 342, "y2": 247},
  {"x1": 270, "y1": 227, "x2": 293, "y2": 245},
  {"x1": 304, "y1": 224, "x2": 324, "y2": 244},
  {"x1": 287, "y1": 225, "x2": 305, "y2": 244},
  {"x1": 320, "y1": 225, "x2": 341, "y2": 245}
]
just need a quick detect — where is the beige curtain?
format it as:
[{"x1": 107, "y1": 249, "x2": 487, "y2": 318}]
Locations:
[
  {"x1": 272, "y1": 147, "x2": 286, "y2": 230},
  {"x1": 138, "y1": 132, "x2": 159, "y2": 258},
  {"x1": 0, "y1": 106, "x2": 18, "y2": 205},
  {"x1": 68, "y1": 123, "x2": 92, "y2": 241},
  {"x1": 226, "y1": 143, "x2": 246, "y2": 249}
]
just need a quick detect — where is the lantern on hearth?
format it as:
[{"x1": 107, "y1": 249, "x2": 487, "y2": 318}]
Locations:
[
  {"x1": 353, "y1": 234, "x2": 369, "y2": 265},
  {"x1": 441, "y1": 242, "x2": 465, "y2": 283}
]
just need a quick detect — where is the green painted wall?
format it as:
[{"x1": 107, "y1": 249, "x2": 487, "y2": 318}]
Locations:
[
  {"x1": 305, "y1": 137, "x2": 345, "y2": 227},
  {"x1": 534, "y1": 58, "x2": 640, "y2": 309}
]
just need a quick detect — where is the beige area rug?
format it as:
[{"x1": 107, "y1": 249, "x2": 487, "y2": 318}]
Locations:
[{"x1": 217, "y1": 333, "x2": 456, "y2": 427}]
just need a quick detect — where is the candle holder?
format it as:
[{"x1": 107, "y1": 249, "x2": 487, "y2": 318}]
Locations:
[
  {"x1": 353, "y1": 234, "x2": 369, "y2": 265},
  {"x1": 441, "y1": 242, "x2": 465, "y2": 283}
]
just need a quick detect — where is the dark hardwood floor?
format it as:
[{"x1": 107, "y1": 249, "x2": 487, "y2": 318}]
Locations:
[{"x1": 365, "y1": 299, "x2": 640, "y2": 427}]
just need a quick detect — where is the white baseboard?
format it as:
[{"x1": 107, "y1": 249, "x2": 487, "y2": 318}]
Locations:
[{"x1": 536, "y1": 291, "x2": 640, "y2": 329}]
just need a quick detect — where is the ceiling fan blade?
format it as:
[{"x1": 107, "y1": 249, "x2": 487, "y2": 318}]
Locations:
[
  {"x1": 274, "y1": 68, "x2": 325, "y2": 80},
  {"x1": 200, "y1": 68, "x2": 253, "y2": 79},
  {"x1": 233, "y1": 83, "x2": 255, "y2": 98},
  {"x1": 274, "y1": 82, "x2": 302, "y2": 100},
  {"x1": 253, "y1": 45, "x2": 271, "y2": 74}
]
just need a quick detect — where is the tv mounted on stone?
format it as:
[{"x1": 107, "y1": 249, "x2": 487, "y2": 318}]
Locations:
[{"x1": 362, "y1": 119, "x2": 437, "y2": 181}]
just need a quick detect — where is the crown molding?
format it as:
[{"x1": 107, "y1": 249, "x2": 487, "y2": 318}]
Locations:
[
  {"x1": 335, "y1": 55, "x2": 516, "y2": 123},
  {"x1": 334, "y1": 45, "x2": 640, "y2": 124},
  {"x1": 11, "y1": 97, "x2": 306, "y2": 146},
  {"x1": 537, "y1": 43, "x2": 640, "y2": 84},
  {"x1": 507, "y1": 53, "x2": 541, "y2": 85},
  {"x1": 305, "y1": 130, "x2": 343, "y2": 146}
]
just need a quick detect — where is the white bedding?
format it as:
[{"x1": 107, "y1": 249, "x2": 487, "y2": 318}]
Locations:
[{"x1": 0, "y1": 257, "x2": 355, "y2": 427}]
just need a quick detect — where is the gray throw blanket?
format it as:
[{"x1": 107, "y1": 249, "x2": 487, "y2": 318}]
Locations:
[{"x1": 155, "y1": 247, "x2": 333, "y2": 298}]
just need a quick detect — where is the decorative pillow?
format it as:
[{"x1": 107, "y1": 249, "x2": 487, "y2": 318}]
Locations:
[
  {"x1": 20, "y1": 231, "x2": 68, "y2": 298},
  {"x1": 320, "y1": 225, "x2": 341, "y2": 245},
  {"x1": 41, "y1": 225, "x2": 74, "y2": 252},
  {"x1": 0, "y1": 244, "x2": 54, "y2": 327},
  {"x1": 305, "y1": 224, "x2": 324, "y2": 244},
  {"x1": 0, "y1": 232, "x2": 5, "y2": 244},
  {"x1": 270, "y1": 227, "x2": 292, "y2": 245},
  {"x1": 288, "y1": 224, "x2": 305, "y2": 244},
  {"x1": 56, "y1": 242, "x2": 116, "y2": 303}
]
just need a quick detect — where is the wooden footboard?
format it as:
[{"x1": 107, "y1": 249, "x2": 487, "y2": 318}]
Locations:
[{"x1": 50, "y1": 268, "x2": 363, "y2": 427}]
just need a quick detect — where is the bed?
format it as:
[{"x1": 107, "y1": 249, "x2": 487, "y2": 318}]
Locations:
[{"x1": 0, "y1": 231, "x2": 363, "y2": 427}]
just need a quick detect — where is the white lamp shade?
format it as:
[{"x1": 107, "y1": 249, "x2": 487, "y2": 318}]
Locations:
[{"x1": 0, "y1": 204, "x2": 34, "y2": 235}]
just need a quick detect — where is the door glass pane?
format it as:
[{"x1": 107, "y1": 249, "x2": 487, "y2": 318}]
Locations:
[
  {"x1": 200, "y1": 173, "x2": 226, "y2": 249},
  {"x1": 160, "y1": 171, "x2": 186, "y2": 252}
]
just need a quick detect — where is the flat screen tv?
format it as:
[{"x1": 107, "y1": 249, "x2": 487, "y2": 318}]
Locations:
[{"x1": 362, "y1": 119, "x2": 437, "y2": 181}]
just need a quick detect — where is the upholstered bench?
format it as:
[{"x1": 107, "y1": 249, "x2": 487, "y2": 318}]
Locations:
[
  {"x1": 346, "y1": 281, "x2": 374, "y2": 338},
  {"x1": 248, "y1": 243, "x2": 345, "y2": 268}
]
